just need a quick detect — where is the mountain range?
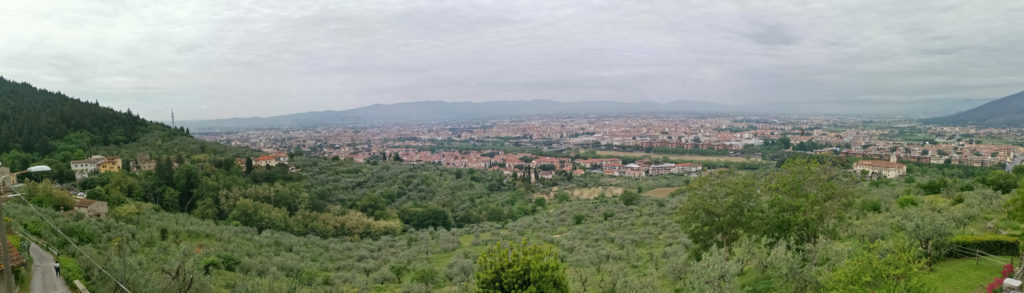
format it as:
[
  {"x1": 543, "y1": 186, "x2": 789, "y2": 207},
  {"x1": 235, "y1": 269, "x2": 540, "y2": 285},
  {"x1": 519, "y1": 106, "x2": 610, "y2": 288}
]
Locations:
[
  {"x1": 927, "y1": 90, "x2": 1024, "y2": 127},
  {"x1": 182, "y1": 98, "x2": 995, "y2": 129},
  {"x1": 181, "y1": 100, "x2": 729, "y2": 129}
]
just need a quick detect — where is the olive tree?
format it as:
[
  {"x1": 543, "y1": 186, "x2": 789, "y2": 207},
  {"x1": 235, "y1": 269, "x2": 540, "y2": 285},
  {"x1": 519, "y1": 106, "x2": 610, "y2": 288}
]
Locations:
[{"x1": 475, "y1": 239, "x2": 568, "y2": 293}]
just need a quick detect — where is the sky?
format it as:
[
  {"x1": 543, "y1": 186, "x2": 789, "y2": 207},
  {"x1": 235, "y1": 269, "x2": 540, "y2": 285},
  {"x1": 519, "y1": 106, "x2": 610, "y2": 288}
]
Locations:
[{"x1": 2, "y1": 0, "x2": 1024, "y2": 120}]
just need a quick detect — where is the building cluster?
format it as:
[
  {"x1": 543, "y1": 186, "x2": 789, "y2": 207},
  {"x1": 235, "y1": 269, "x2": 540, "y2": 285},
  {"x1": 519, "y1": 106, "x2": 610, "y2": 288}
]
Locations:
[
  {"x1": 852, "y1": 156, "x2": 908, "y2": 179},
  {"x1": 194, "y1": 114, "x2": 1024, "y2": 181},
  {"x1": 838, "y1": 142, "x2": 1023, "y2": 167},
  {"x1": 341, "y1": 148, "x2": 703, "y2": 179},
  {"x1": 234, "y1": 153, "x2": 295, "y2": 172},
  {"x1": 70, "y1": 153, "x2": 160, "y2": 180},
  {"x1": 602, "y1": 161, "x2": 703, "y2": 178},
  {"x1": 70, "y1": 155, "x2": 123, "y2": 180}
]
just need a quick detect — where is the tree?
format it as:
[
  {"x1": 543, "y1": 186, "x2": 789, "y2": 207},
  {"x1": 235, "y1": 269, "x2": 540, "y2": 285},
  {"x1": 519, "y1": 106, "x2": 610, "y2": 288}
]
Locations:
[
  {"x1": 475, "y1": 239, "x2": 568, "y2": 293},
  {"x1": 21, "y1": 179, "x2": 75, "y2": 211},
  {"x1": 554, "y1": 192, "x2": 570, "y2": 203},
  {"x1": 533, "y1": 197, "x2": 546, "y2": 208},
  {"x1": 677, "y1": 170, "x2": 759, "y2": 257},
  {"x1": 619, "y1": 190, "x2": 641, "y2": 206},
  {"x1": 917, "y1": 178, "x2": 949, "y2": 195},
  {"x1": 400, "y1": 206, "x2": 453, "y2": 230},
  {"x1": 244, "y1": 157, "x2": 253, "y2": 175},
  {"x1": 981, "y1": 170, "x2": 1017, "y2": 194},
  {"x1": 778, "y1": 136, "x2": 792, "y2": 149},
  {"x1": 173, "y1": 163, "x2": 201, "y2": 211},
  {"x1": 155, "y1": 157, "x2": 175, "y2": 185},
  {"x1": 227, "y1": 198, "x2": 291, "y2": 233},
  {"x1": 572, "y1": 214, "x2": 585, "y2": 225},
  {"x1": 822, "y1": 241, "x2": 930, "y2": 293},
  {"x1": 1006, "y1": 183, "x2": 1024, "y2": 221},
  {"x1": 682, "y1": 247, "x2": 742, "y2": 292},
  {"x1": 899, "y1": 209, "x2": 953, "y2": 265},
  {"x1": 761, "y1": 159, "x2": 854, "y2": 245}
]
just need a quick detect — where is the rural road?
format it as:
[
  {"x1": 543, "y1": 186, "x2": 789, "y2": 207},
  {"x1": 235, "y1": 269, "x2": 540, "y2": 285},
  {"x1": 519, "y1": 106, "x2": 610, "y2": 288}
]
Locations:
[{"x1": 29, "y1": 242, "x2": 71, "y2": 293}]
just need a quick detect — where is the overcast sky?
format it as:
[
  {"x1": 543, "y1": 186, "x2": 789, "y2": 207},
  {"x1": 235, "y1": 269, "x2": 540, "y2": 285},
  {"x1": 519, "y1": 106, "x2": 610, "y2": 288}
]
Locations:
[{"x1": 2, "y1": 0, "x2": 1023, "y2": 120}]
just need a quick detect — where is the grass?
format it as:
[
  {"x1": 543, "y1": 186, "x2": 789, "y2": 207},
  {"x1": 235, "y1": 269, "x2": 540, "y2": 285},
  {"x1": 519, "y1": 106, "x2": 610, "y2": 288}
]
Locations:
[
  {"x1": 17, "y1": 267, "x2": 30, "y2": 293},
  {"x1": 642, "y1": 187, "x2": 678, "y2": 198},
  {"x1": 920, "y1": 256, "x2": 1015, "y2": 293}
]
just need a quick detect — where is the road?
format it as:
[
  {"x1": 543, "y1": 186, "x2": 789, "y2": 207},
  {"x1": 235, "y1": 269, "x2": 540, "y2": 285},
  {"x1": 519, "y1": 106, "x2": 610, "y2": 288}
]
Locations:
[{"x1": 28, "y1": 242, "x2": 71, "y2": 293}]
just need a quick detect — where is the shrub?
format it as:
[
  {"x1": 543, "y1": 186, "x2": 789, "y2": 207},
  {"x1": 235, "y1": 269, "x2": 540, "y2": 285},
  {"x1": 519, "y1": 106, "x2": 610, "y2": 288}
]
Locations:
[
  {"x1": 897, "y1": 196, "x2": 919, "y2": 208},
  {"x1": 603, "y1": 211, "x2": 615, "y2": 221},
  {"x1": 620, "y1": 190, "x2": 641, "y2": 206},
  {"x1": 554, "y1": 192, "x2": 571, "y2": 203},
  {"x1": 572, "y1": 214, "x2": 586, "y2": 225},
  {"x1": 859, "y1": 199, "x2": 882, "y2": 213},
  {"x1": 949, "y1": 234, "x2": 1020, "y2": 257},
  {"x1": 533, "y1": 197, "x2": 546, "y2": 208},
  {"x1": 476, "y1": 239, "x2": 568, "y2": 292},
  {"x1": 58, "y1": 255, "x2": 85, "y2": 284}
]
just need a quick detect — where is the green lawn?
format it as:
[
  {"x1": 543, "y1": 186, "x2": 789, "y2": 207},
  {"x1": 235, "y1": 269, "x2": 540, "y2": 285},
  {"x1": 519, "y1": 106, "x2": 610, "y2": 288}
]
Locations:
[{"x1": 921, "y1": 256, "x2": 1015, "y2": 293}]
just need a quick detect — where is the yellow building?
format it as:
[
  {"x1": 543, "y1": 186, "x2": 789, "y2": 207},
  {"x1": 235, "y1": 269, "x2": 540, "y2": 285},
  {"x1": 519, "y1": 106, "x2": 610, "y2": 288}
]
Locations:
[{"x1": 97, "y1": 156, "x2": 122, "y2": 173}]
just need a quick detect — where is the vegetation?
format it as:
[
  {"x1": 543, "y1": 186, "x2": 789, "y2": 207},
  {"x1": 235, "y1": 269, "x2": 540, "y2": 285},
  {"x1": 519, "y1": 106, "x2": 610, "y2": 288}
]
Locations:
[
  {"x1": 475, "y1": 240, "x2": 568, "y2": 293},
  {"x1": 4, "y1": 79, "x2": 1024, "y2": 292},
  {"x1": 948, "y1": 234, "x2": 1020, "y2": 256}
]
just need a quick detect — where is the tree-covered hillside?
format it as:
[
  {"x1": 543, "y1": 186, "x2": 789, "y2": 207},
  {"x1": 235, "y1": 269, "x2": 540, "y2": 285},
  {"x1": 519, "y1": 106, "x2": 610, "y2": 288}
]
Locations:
[
  {"x1": 927, "y1": 90, "x2": 1024, "y2": 127},
  {"x1": 0, "y1": 77, "x2": 183, "y2": 156}
]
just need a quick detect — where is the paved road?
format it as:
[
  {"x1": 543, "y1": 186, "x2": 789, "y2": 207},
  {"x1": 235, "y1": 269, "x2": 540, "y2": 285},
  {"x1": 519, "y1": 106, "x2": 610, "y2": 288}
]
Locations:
[{"x1": 28, "y1": 242, "x2": 71, "y2": 293}]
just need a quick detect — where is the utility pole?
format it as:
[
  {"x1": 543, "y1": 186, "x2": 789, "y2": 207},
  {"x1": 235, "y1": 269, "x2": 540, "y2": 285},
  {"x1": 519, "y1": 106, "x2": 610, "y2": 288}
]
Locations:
[
  {"x1": 0, "y1": 176, "x2": 15, "y2": 293},
  {"x1": 0, "y1": 165, "x2": 50, "y2": 292}
]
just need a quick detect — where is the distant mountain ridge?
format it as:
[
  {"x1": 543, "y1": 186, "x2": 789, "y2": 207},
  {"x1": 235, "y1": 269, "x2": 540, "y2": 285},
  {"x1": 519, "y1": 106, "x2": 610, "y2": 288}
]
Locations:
[
  {"x1": 927, "y1": 90, "x2": 1024, "y2": 127},
  {"x1": 182, "y1": 99, "x2": 729, "y2": 129},
  {"x1": 184, "y1": 97, "x2": 994, "y2": 130}
]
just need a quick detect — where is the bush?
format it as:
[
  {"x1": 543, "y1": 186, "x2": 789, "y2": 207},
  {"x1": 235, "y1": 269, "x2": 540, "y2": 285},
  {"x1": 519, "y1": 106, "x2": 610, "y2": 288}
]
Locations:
[
  {"x1": 897, "y1": 196, "x2": 919, "y2": 208},
  {"x1": 859, "y1": 199, "x2": 882, "y2": 213},
  {"x1": 533, "y1": 197, "x2": 546, "y2": 208},
  {"x1": 554, "y1": 192, "x2": 571, "y2": 203},
  {"x1": 58, "y1": 255, "x2": 85, "y2": 283},
  {"x1": 476, "y1": 240, "x2": 568, "y2": 292},
  {"x1": 620, "y1": 190, "x2": 641, "y2": 206},
  {"x1": 572, "y1": 214, "x2": 585, "y2": 225},
  {"x1": 949, "y1": 234, "x2": 1020, "y2": 257}
]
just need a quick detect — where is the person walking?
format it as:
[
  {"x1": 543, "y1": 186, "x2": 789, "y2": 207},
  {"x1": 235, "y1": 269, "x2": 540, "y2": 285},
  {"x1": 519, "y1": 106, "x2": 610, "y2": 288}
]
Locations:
[{"x1": 54, "y1": 261, "x2": 61, "y2": 277}]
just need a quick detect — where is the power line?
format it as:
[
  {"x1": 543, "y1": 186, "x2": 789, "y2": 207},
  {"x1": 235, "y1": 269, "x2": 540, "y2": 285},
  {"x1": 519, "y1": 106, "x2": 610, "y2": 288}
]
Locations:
[{"x1": 13, "y1": 194, "x2": 132, "y2": 292}]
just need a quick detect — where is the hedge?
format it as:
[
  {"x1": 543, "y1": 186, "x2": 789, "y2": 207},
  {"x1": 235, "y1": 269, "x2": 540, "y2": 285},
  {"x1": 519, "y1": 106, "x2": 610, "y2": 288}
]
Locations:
[{"x1": 949, "y1": 234, "x2": 1020, "y2": 257}]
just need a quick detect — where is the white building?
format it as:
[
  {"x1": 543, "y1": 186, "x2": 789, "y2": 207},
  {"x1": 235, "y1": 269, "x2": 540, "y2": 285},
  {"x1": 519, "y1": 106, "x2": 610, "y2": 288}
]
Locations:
[{"x1": 70, "y1": 157, "x2": 105, "y2": 180}]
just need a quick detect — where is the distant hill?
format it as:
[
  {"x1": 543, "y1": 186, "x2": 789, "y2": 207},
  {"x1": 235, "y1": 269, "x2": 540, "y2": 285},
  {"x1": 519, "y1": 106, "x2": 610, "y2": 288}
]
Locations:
[
  {"x1": 182, "y1": 100, "x2": 730, "y2": 129},
  {"x1": 926, "y1": 91, "x2": 1024, "y2": 127},
  {"x1": 185, "y1": 96, "x2": 995, "y2": 130},
  {"x1": 0, "y1": 77, "x2": 183, "y2": 156}
]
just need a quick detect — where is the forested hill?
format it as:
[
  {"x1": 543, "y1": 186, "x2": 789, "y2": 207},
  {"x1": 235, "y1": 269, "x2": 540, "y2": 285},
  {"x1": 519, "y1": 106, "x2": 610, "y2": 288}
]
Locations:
[
  {"x1": 0, "y1": 77, "x2": 182, "y2": 156},
  {"x1": 926, "y1": 90, "x2": 1024, "y2": 127}
]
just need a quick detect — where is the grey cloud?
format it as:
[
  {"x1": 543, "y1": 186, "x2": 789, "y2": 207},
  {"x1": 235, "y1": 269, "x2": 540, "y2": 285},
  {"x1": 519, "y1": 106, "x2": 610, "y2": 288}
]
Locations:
[{"x1": 1, "y1": 0, "x2": 1023, "y2": 120}]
